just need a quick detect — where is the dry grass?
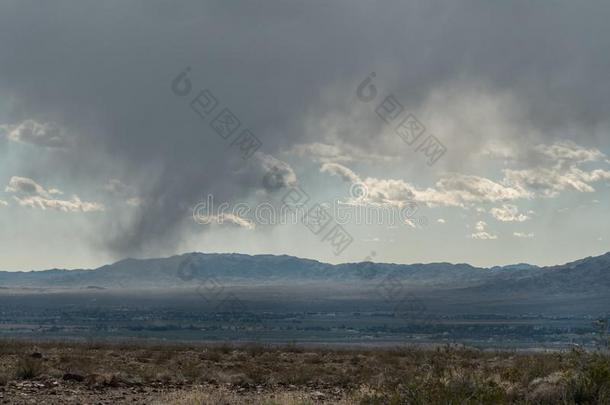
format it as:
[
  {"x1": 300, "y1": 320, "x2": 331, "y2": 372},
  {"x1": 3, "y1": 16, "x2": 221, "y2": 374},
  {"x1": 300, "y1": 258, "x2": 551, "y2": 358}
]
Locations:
[
  {"x1": 14, "y1": 355, "x2": 45, "y2": 380},
  {"x1": 0, "y1": 340, "x2": 608, "y2": 404},
  {"x1": 155, "y1": 387, "x2": 320, "y2": 405}
]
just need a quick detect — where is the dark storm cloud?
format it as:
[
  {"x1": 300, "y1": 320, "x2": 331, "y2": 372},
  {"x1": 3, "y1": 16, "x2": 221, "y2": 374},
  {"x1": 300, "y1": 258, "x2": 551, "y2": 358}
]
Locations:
[{"x1": 0, "y1": 0, "x2": 608, "y2": 256}]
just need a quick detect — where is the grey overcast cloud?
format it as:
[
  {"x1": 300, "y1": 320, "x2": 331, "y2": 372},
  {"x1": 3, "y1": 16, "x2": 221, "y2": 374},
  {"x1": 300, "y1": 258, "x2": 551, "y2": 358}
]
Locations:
[{"x1": 1, "y1": 1, "x2": 609, "y2": 270}]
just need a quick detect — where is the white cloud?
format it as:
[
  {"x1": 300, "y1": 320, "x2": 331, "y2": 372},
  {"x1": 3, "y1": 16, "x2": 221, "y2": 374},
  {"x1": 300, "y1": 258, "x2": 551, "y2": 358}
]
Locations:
[
  {"x1": 5, "y1": 176, "x2": 50, "y2": 197},
  {"x1": 437, "y1": 218, "x2": 446, "y2": 224},
  {"x1": 534, "y1": 141, "x2": 604, "y2": 164},
  {"x1": 513, "y1": 232, "x2": 534, "y2": 239},
  {"x1": 490, "y1": 204, "x2": 530, "y2": 222},
  {"x1": 320, "y1": 140, "x2": 610, "y2": 214},
  {"x1": 126, "y1": 197, "x2": 143, "y2": 207},
  {"x1": 290, "y1": 143, "x2": 355, "y2": 164},
  {"x1": 0, "y1": 200, "x2": 8, "y2": 207},
  {"x1": 1, "y1": 120, "x2": 68, "y2": 148},
  {"x1": 403, "y1": 217, "x2": 418, "y2": 229},
  {"x1": 320, "y1": 162, "x2": 361, "y2": 184},
  {"x1": 469, "y1": 221, "x2": 497, "y2": 240},
  {"x1": 423, "y1": 174, "x2": 531, "y2": 206},
  {"x1": 259, "y1": 153, "x2": 298, "y2": 191},
  {"x1": 475, "y1": 220, "x2": 487, "y2": 232},
  {"x1": 502, "y1": 141, "x2": 610, "y2": 197},
  {"x1": 290, "y1": 141, "x2": 399, "y2": 165},
  {"x1": 470, "y1": 232, "x2": 498, "y2": 240},
  {"x1": 502, "y1": 166, "x2": 606, "y2": 196},
  {"x1": 5, "y1": 176, "x2": 104, "y2": 213},
  {"x1": 194, "y1": 213, "x2": 255, "y2": 230},
  {"x1": 321, "y1": 162, "x2": 529, "y2": 209},
  {"x1": 48, "y1": 188, "x2": 63, "y2": 195}
]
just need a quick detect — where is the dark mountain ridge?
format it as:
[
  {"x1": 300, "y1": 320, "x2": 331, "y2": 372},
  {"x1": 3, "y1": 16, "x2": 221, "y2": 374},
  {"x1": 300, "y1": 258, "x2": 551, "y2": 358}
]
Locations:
[{"x1": 0, "y1": 252, "x2": 608, "y2": 294}]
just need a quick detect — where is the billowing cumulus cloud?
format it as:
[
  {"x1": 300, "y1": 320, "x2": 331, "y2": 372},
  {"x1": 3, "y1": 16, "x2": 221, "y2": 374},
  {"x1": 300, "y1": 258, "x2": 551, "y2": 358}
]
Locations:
[
  {"x1": 5, "y1": 176, "x2": 104, "y2": 213},
  {"x1": 503, "y1": 166, "x2": 610, "y2": 197},
  {"x1": 321, "y1": 139, "x2": 610, "y2": 211},
  {"x1": 321, "y1": 162, "x2": 526, "y2": 208},
  {"x1": 1, "y1": 120, "x2": 68, "y2": 148},
  {"x1": 322, "y1": 163, "x2": 416, "y2": 208},
  {"x1": 194, "y1": 212, "x2": 255, "y2": 230},
  {"x1": 490, "y1": 205, "x2": 530, "y2": 222},
  {"x1": 259, "y1": 153, "x2": 297, "y2": 192},
  {"x1": 500, "y1": 141, "x2": 610, "y2": 197},
  {"x1": 5, "y1": 176, "x2": 49, "y2": 197},
  {"x1": 470, "y1": 221, "x2": 498, "y2": 240},
  {"x1": 320, "y1": 163, "x2": 361, "y2": 185}
]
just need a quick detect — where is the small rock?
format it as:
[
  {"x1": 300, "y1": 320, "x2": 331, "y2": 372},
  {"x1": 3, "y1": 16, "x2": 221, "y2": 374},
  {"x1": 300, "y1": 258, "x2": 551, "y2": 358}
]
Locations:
[
  {"x1": 312, "y1": 391, "x2": 326, "y2": 399},
  {"x1": 62, "y1": 373, "x2": 85, "y2": 382}
]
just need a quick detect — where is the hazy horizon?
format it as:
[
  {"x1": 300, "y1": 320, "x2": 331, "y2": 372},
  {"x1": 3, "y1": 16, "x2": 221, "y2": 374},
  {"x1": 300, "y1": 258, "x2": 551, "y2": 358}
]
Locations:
[{"x1": 3, "y1": 249, "x2": 610, "y2": 273}]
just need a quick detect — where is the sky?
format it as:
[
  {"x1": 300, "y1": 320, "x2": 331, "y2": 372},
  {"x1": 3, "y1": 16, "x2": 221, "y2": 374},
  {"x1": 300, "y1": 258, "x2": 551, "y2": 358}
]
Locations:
[{"x1": 0, "y1": 1, "x2": 609, "y2": 271}]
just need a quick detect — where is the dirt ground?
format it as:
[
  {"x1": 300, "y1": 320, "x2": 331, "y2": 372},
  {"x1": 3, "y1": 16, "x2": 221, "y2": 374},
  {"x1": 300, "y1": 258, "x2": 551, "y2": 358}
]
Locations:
[{"x1": 0, "y1": 340, "x2": 609, "y2": 404}]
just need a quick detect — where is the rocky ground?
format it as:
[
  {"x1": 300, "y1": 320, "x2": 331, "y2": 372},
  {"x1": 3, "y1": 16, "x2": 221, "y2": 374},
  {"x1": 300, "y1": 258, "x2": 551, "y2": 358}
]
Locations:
[
  {"x1": 0, "y1": 340, "x2": 609, "y2": 404},
  {"x1": 0, "y1": 375, "x2": 348, "y2": 404},
  {"x1": 1, "y1": 379, "x2": 167, "y2": 404},
  {"x1": 0, "y1": 380, "x2": 348, "y2": 404}
]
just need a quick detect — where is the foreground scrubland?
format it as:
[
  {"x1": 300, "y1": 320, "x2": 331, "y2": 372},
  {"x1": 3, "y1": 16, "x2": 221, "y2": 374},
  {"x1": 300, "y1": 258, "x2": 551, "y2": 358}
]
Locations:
[{"x1": 0, "y1": 340, "x2": 608, "y2": 404}]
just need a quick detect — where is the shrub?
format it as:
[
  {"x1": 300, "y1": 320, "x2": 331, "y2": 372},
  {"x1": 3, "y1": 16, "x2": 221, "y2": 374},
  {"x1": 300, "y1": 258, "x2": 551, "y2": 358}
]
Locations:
[
  {"x1": 15, "y1": 356, "x2": 44, "y2": 380},
  {"x1": 0, "y1": 372, "x2": 10, "y2": 386}
]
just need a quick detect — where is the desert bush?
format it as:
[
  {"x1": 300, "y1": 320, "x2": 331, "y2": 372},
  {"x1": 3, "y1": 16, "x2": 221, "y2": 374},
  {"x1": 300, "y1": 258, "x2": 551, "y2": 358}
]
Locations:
[
  {"x1": 59, "y1": 354, "x2": 96, "y2": 374},
  {"x1": 218, "y1": 342, "x2": 233, "y2": 355},
  {"x1": 179, "y1": 358, "x2": 204, "y2": 381},
  {"x1": 283, "y1": 341, "x2": 303, "y2": 353},
  {"x1": 285, "y1": 366, "x2": 316, "y2": 385},
  {"x1": 14, "y1": 356, "x2": 44, "y2": 380},
  {"x1": 204, "y1": 350, "x2": 222, "y2": 362},
  {"x1": 567, "y1": 355, "x2": 610, "y2": 403},
  {"x1": 154, "y1": 348, "x2": 174, "y2": 364},
  {"x1": 245, "y1": 343, "x2": 268, "y2": 357},
  {"x1": 0, "y1": 372, "x2": 10, "y2": 386}
]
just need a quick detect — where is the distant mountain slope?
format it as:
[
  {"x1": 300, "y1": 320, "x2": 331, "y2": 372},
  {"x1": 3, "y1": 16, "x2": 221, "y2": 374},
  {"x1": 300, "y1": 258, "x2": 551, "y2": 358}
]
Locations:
[
  {"x1": 0, "y1": 253, "x2": 489, "y2": 288},
  {"x1": 466, "y1": 252, "x2": 610, "y2": 295},
  {"x1": 0, "y1": 252, "x2": 608, "y2": 294}
]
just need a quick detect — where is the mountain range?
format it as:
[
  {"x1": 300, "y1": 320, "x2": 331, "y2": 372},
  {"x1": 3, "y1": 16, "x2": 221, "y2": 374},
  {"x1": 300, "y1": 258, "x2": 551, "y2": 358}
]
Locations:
[{"x1": 1, "y1": 251, "x2": 609, "y2": 295}]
